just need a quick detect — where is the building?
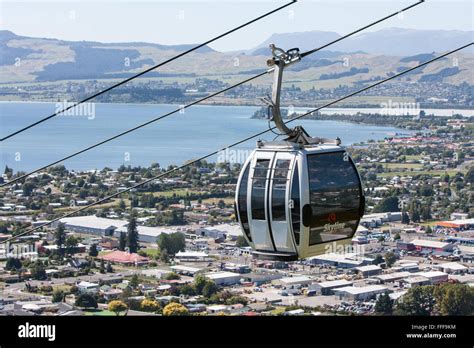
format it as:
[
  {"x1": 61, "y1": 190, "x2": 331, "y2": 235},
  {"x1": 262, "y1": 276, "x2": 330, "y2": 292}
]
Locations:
[
  {"x1": 175, "y1": 251, "x2": 209, "y2": 262},
  {"x1": 223, "y1": 263, "x2": 251, "y2": 274},
  {"x1": 309, "y1": 279, "x2": 353, "y2": 295},
  {"x1": 170, "y1": 265, "x2": 202, "y2": 276},
  {"x1": 411, "y1": 239, "x2": 453, "y2": 253},
  {"x1": 334, "y1": 285, "x2": 388, "y2": 301},
  {"x1": 308, "y1": 252, "x2": 374, "y2": 269},
  {"x1": 396, "y1": 241, "x2": 416, "y2": 251},
  {"x1": 374, "y1": 271, "x2": 411, "y2": 284},
  {"x1": 99, "y1": 250, "x2": 149, "y2": 265},
  {"x1": 77, "y1": 281, "x2": 99, "y2": 294},
  {"x1": 204, "y1": 271, "x2": 241, "y2": 286},
  {"x1": 436, "y1": 262, "x2": 468, "y2": 274},
  {"x1": 54, "y1": 216, "x2": 175, "y2": 243},
  {"x1": 435, "y1": 219, "x2": 474, "y2": 231},
  {"x1": 141, "y1": 269, "x2": 173, "y2": 279},
  {"x1": 355, "y1": 265, "x2": 382, "y2": 277},
  {"x1": 273, "y1": 276, "x2": 313, "y2": 288},
  {"x1": 54, "y1": 216, "x2": 127, "y2": 236},
  {"x1": 415, "y1": 271, "x2": 449, "y2": 284},
  {"x1": 402, "y1": 276, "x2": 430, "y2": 288}
]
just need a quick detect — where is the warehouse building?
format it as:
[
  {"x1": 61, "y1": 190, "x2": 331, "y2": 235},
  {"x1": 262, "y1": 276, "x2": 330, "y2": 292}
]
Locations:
[
  {"x1": 374, "y1": 271, "x2": 411, "y2": 284},
  {"x1": 435, "y1": 262, "x2": 468, "y2": 274},
  {"x1": 54, "y1": 215, "x2": 175, "y2": 243},
  {"x1": 356, "y1": 265, "x2": 382, "y2": 277},
  {"x1": 309, "y1": 279, "x2": 353, "y2": 295},
  {"x1": 204, "y1": 271, "x2": 241, "y2": 286},
  {"x1": 308, "y1": 252, "x2": 374, "y2": 269},
  {"x1": 411, "y1": 239, "x2": 453, "y2": 253},
  {"x1": 415, "y1": 271, "x2": 449, "y2": 284},
  {"x1": 273, "y1": 276, "x2": 313, "y2": 288},
  {"x1": 334, "y1": 285, "x2": 388, "y2": 301}
]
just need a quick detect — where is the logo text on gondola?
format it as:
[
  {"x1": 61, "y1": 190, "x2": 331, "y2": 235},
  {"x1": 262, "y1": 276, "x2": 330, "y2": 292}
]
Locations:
[
  {"x1": 323, "y1": 221, "x2": 345, "y2": 233},
  {"x1": 18, "y1": 322, "x2": 56, "y2": 341}
]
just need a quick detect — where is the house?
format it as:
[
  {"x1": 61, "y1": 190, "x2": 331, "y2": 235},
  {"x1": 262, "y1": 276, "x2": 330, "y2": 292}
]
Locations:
[
  {"x1": 98, "y1": 250, "x2": 149, "y2": 265},
  {"x1": 77, "y1": 281, "x2": 99, "y2": 294}
]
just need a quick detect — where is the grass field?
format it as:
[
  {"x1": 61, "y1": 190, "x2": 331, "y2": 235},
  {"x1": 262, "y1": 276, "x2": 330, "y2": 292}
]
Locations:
[
  {"x1": 378, "y1": 169, "x2": 466, "y2": 178},
  {"x1": 377, "y1": 163, "x2": 424, "y2": 169},
  {"x1": 151, "y1": 189, "x2": 203, "y2": 198}
]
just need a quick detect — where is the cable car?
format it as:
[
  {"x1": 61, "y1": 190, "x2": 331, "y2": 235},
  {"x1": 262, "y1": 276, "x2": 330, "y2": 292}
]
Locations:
[{"x1": 235, "y1": 45, "x2": 365, "y2": 260}]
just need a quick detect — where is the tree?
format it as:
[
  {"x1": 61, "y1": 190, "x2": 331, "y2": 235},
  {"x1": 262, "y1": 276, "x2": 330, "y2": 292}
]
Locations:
[
  {"x1": 193, "y1": 274, "x2": 209, "y2": 295},
  {"x1": 119, "y1": 232, "x2": 126, "y2": 251},
  {"x1": 421, "y1": 206, "x2": 431, "y2": 221},
  {"x1": 99, "y1": 259, "x2": 105, "y2": 274},
  {"x1": 30, "y1": 260, "x2": 47, "y2": 280},
  {"x1": 164, "y1": 272, "x2": 180, "y2": 280},
  {"x1": 52, "y1": 289, "x2": 64, "y2": 303},
  {"x1": 127, "y1": 210, "x2": 139, "y2": 253},
  {"x1": 434, "y1": 283, "x2": 474, "y2": 315},
  {"x1": 373, "y1": 196, "x2": 399, "y2": 213},
  {"x1": 89, "y1": 244, "x2": 98, "y2": 257},
  {"x1": 129, "y1": 274, "x2": 139, "y2": 289},
  {"x1": 54, "y1": 223, "x2": 66, "y2": 255},
  {"x1": 425, "y1": 226, "x2": 433, "y2": 234},
  {"x1": 157, "y1": 232, "x2": 185, "y2": 256},
  {"x1": 384, "y1": 252, "x2": 397, "y2": 268},
  {"x1": 5, "y1": 257, "x2": 22, "y2": 271},
  {"x1": 401, "y1": 211, "x2": 410, "y2": 225},
  {"x1": 163, "y1": 302, "x2": 188, "y2": 316},
  {"x1": 202, "y1": 281, "x2": 218, "y2": 298},
  {"x1": 236, "y1": 235, "x2": 249, "y2": 248},
  {"x1": 106, "y1": 262, "x2": 113, "y2": 273},
  {"x1": 140, "y1": 299, "x2": 160, "y2": 313},
  {"x1": 75, "y1": 293, "x2": 98, "y2": 309},
  {"x1": 393, "y1": 233, "x2": 401, "y2": 240},
  {"x1": 373, "y1": 254, "x2": 384, "y2": 265},
  {"x1": 374, "y1": 291, "x2": 393, "y2": 315},
  {"x1": 395, "y1": 286, "x2": 436, "y2": 316},
  {"x1": 119, "y1": 199, "x2": 126, "y2": 210},
  {"x1": 65, "y1": 236, "x2": 79, "y2": 255},
  {"x1": 108, "y1": 300, "x2": 128, "y2": 316}
]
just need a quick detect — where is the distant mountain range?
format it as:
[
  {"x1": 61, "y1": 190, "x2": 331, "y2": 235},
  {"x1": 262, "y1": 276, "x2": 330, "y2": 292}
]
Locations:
[
  {"x1": 0, "y1": 28, "x2": 472, "y2": 86},
  {"x1": 248, "y1": 28, "x2": 474, "y2": 56}
]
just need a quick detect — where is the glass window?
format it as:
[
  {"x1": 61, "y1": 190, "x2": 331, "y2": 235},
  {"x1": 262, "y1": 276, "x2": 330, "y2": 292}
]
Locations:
[
  {"x1": 251, "y1": 159, "x2": 270, "y2": 220},
  {"x1": 237, "y1": 163, "x2": 251, "y2": 241},
  {"x1": 291, "y1": 165, "x2": 300, "y2": 244},
  {"x1": 307, "y1": 152, "x2": 362, "y2": 245},
  {"x1": 271, "y1": 160, "x2": 290, "y2": 221}
]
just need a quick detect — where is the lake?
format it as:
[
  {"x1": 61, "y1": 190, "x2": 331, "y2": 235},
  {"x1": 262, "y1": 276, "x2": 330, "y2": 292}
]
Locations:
[{"x1": 1, "y1": 102, "x2": 417, "y2": 172}]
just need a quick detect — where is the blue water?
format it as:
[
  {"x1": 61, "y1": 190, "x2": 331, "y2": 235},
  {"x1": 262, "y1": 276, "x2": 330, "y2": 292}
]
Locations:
[{"x1": 0, "y1": 102, "x2": 412, "y2": 172}]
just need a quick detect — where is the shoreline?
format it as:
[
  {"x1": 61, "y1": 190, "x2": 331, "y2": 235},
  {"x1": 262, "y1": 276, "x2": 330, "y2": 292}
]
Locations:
[{"x1": 1, "y1": 100, "x2": 473, "y2": 115}]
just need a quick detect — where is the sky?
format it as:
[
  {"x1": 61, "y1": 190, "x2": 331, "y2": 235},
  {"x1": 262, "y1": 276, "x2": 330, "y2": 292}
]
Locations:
[{"x1": 0, "y1": 0, "x2": 473, "y2": 52}]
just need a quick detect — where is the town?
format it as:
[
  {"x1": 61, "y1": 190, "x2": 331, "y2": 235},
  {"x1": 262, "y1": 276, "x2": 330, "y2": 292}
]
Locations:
[{"x1": 0, "y1": 112, "x2": 473, "y2": 317}]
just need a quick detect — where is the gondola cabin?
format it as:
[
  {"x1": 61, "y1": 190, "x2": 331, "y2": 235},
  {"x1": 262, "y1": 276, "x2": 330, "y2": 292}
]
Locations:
[{"x1": 235, "y1": 141, "x2": 365, "y2": 260}]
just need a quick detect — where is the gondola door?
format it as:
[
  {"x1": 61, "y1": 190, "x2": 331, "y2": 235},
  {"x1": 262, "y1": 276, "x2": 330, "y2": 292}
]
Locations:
[
  {"x1": 268, "y1": 152, "x2": 297, "y2": 254},
  {"x1": 248, "y1": 151, "x2": 275, "y2": 251}
]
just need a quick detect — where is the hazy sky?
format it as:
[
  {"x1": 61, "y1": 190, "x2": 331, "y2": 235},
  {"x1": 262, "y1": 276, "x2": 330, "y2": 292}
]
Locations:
[{"x1": 0, "y1": 0, "x2": 472, "y2": 52}]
